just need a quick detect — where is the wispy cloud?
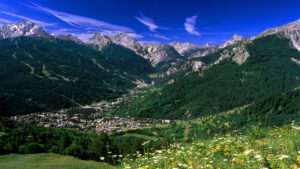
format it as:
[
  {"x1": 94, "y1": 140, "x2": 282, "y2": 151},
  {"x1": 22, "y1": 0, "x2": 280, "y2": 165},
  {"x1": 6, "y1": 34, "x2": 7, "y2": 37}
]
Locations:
[
  {"x1": 184, "y1": 14, "x2": 200, "y2": 36},
  {"x1": 199, "y1": 32, "x2": 258, "y2": 35},
  {"x1": 0, "y1": 17, "x2": 13, "y2": 24},
  {"x1": 127, "y1": 33, "x2": 144, "y2": 39},
  {"x1": 22, "y1": 2, "x2": 134, "y2": 33},
  {"x1": 0, "y1": 11, "x2": 56, "y2": 27},
  {"x1": 150, "y1": 33, "x2": 170, "y2": 40},
  {"x1": 48, "y1": 28, "x2": 79, "y2": 35},
  {"x1": 0, "y1": 2, "x2": 16, "y2": 12},
  {"x1": 3, "y1": 2, "x2": 151, "y2": 42},
  {"x1": 135, "y1": 12, "x2": 168, "y2": 32}
]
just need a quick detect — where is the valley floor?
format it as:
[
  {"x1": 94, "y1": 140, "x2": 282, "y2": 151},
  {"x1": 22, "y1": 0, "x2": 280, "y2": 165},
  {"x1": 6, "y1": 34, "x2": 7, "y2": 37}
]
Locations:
[{"x1": 1, "y1": 89, "x2": 299, "y2": 169}]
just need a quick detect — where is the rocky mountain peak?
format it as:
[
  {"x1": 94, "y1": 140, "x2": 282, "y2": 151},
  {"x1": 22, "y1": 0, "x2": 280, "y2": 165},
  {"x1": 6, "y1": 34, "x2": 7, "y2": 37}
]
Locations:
[
  {"x1": 0, "y1": 21, "x2": 47, "y2": 39},
  {"x1": 111, "y1": 32, "x2": 132, "y2": 39},
  {"x1": 109, "y1": 33, "x2": 136, "y2": 46},
  {"x1": 108, "y1": 33, "x2": 144, "y2": 55},
  {"x1": 169, "y1": 41, "x2": 197, "y2": 55},
  {"x1": 86, "y1": 32, "x2": 112, "y2": 50},
  {"x1": 285, "y1": 19, "x2": 300, "y2": 30},
  {"x1": 89, "y1": 32, "x2": 109, "y2": 39},
  {"x1": 201, "y1": 43, "x2": 213, "y2": 48},
  {"x1": 232, "y1": 34, "x2": 243, "y2": 41},
  {"x1": 261, "y1": 19, "x2": 300, "y2": 35},
  {"x1": 55, "y1": 34, "x2": 83, "y2": 44},
  {"x1": 169, "y1": 41, "x2": 180, "y2": 46},
  {"x1": 258, "y1": 19, "x2": 300, "y2": 51},
  {"x1": 142, "y1": 44, "x2": 184, "y2": 69},
  {"x1": 170, "y1": 41, "x2": 196, "y2": 47},
  {"x1": 182, "y1": 42, "x2": 196, "y2": 47},
  {"x1": 219, "y1": 34, "x2": 244, "y2": 49}
]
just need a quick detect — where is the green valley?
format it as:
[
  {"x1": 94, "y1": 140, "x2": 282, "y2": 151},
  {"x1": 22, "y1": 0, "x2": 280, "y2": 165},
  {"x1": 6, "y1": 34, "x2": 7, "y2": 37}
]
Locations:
[{"x1": 0, "y1": 7, "x2": 300, "y2": 169}]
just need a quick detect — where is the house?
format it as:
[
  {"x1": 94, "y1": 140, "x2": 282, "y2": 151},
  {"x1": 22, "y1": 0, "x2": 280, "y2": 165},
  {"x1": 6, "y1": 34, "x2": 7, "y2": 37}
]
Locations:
[{"x1": 162, "y1": 120, "x2": 171, "y2": 124}]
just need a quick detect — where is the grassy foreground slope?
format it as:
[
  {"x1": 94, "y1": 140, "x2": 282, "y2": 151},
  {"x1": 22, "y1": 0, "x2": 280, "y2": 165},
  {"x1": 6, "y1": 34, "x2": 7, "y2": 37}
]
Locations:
[
  {"x1": 115, "y1": 34, "x2": 300, "y2": 119},
  {"x1": 123, "y1": 123, "x2": 300, "y2": 169},
  {"x1": 0, "y1": 153, "x2": 116, "y2": 169},
  {"x1": 122, "y1": 89, "x2": 300, "y2": 169}
]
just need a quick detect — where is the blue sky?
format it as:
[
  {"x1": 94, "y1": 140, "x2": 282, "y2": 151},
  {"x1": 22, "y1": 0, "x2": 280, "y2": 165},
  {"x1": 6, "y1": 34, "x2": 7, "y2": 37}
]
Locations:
[{"x1": 0, "y1": 0, "x2": 299, "y2": 45}]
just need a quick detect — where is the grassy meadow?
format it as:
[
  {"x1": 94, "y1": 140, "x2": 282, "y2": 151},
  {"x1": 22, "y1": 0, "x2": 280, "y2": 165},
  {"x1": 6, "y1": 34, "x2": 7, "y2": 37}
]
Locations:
[
  {"x1": 0, "y1": 153, "x2": 117, "y2": 169},
  {"x1": 122, "y1": 123, "x2": 300, "y2": 169}
]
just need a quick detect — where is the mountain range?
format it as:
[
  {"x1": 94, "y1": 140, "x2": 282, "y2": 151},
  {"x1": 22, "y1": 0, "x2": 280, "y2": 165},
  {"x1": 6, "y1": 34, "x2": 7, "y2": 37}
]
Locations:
[
  {"x1": 0, "y1": 19, "x2": 300, "y2": 116},
  {"x1": 0, "y1": 21, "x2": 218, "y2": 70},
  {"x1": 113, "y1": 19, "x2": 300, "y2": 119},
  {"x1": 0, "y1": 21, "x2": 155, "y2": 115}
]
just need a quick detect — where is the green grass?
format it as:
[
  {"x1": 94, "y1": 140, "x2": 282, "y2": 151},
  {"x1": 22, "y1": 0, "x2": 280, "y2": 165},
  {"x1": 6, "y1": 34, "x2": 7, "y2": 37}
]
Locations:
[
  {"x1": 0, "y1": 153, "x2": 117, "y2": 169},
  {"x1": 0, "y1": 132, "x2": 5, "y2": 137},
  {"x1": 123, "y1": 124, "x2": 300, "y2": 169},
  {"x1": 121, "y1": 133, "x2": 156, "y2": 141}
]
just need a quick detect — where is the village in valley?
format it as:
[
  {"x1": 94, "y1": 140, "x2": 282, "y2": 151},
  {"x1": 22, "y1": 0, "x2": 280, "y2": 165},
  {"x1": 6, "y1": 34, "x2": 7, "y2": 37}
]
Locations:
[{"x1": 12, "y1": 90, "x2": 171, "y2": 133}]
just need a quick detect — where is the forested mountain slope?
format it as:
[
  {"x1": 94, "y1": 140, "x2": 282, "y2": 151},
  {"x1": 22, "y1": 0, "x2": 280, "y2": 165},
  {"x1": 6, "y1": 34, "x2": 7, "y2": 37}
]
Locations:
[
  {"x1": 0, "y1": 36, "x2": 154, "y2": 116},
  {"x1": 101, "y1": 43, "x2": 155, "y2": 82},
  {"x1": 115, "y1": 34, "x2": 300, "y2": 119}
]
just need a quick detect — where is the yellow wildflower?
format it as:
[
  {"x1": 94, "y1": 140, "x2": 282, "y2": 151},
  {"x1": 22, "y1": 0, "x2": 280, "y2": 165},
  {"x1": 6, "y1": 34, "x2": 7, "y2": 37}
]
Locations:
[
  {"x1": 197, "y1": 165, "x2": 204, "y2": 168},
  {"x1": 168, "y1": 160, "x2": 179, "y2": 168},
  {"x1": 236, "y1": 159, "x2": 244, "y2": 164},
  {"x1": 224, "y1": 152, "x2": 230, "y2": 156},
  {"x1": 124, "y1": 164, "x2": 131, "y2": 168},
  {"x1": 236, "y1": 145, "x2": 242, "y2": 148},
  {"x1": 290, "y1": 164, "x2": 298, "y2": 169},
  {"x1": 258, "y1": 141, "x2": 268, "y2": 146}
]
